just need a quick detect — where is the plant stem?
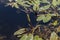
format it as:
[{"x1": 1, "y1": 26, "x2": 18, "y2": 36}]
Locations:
[
  {"x1": 26, "y1": 13, "x2": 34, "y2": 29},
  {"x1": 32, "y1": 22, "x2": 40, "y2": 34},
  {"x1": 27, "y1": 14, "x2": 31, "y2": 23}
]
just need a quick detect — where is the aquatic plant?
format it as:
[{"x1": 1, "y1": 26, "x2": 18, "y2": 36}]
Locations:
[{"x1": 6, "y1": 0, "x2": 60, "y2": 40}]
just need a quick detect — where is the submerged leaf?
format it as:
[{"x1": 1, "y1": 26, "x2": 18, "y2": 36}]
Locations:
[
  {"x1": 14, "y1": 28, "x2": 26, "y2": 35},
  {"x1": 16, "y1": 0, "x2": 30, "y2": 7},
  {"x1": 50, "y1": 32, "x2": 58, "y2": 40}
]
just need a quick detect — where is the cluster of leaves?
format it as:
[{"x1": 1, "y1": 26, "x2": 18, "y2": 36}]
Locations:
[
  {"x1": 7, "y1": 0, "x2": 60, "y2": 23},
  {"x1": 37, "y1": 13, "x2": 58, "y2": 23},
  {"x1": 14, "y1": 28, "x2": 59, "y2": 40},
  {"x1": 8, "y1": 0, "x2": 50, "y2": 11},
  {"x1": 8, "y1": 0, "x2": 60, "y2": 10},
  {"x1": 7, "y1": 0, "x2": 60, "y2": 40},
  {"x1": 18, "y1": 34, "x2": 43, "y2": 40}
]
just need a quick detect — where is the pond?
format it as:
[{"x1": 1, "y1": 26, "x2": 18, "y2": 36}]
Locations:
[
  {"x1": 0, "y1": 3, "x2": 36, "y2": 40},
  {"x1": 0, "y1": 0, "x2": 60, "y2": 40}
]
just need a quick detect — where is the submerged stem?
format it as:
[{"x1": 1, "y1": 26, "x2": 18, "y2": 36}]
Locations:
[{"x1": 32, "y1": 24, "x2": 40, "y2": 34}]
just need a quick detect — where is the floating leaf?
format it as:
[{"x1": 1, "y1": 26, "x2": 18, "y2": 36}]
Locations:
[
  {"x1": 19, "y1": 34, "x2": 43, "y2": 40},
  {"x1": 33, "y1": 5, "x2": 37, "y2": 11},
  {"x1": 20, "y1": 34, "x2": 28, "y2": 40},
  {"x1": 52, "y1": 20, "x2": 59, "y2": 26},
  {"x1": 27, "y1": 34, "x2": 33, "y2": 40},
  {"x1": 16, "y1": 0, "x2": 30, "y2": 7},
  {"x1": 52, "y1": 0, "x2": 58, "y2": 6},
  {"x1": 57, "y1": 0, "x2": 60, "y2": 5},
  {"x1": 41, "y1": 0, "x2": 49, "y2": 3},
  {"x1": 50, "y1": 32, "x2": 58, "y2": 40},
  {"x1": 32, "y1": 0, "x2": 40, "y2": 11},
  {"x1": 39, "y1": 5, "x2": 50, "y2": 11},
  {"x1": 17, "y1": 35, "x2": 22, "y2": 38},
  {"x1": 13, "y1": 3, "x2": 19, "y2": 8},
  {"x1": 14, "y1": 28, "x2": 26, "y2": 35},
  {"x1": 37, "y1": 14, "x2": 51, "y2": 23},
  {"x1": 34, "y1": 35, "x2": 39, "y2": 40},
  {"x1": 43, "y1": 14, "x2": 51, "y2": 23},
  {"x1": 34, "y1": 35, "x2": 43, "y2": 40},
  {"x1": 39, "y1": 38, "x2": 43, "y2": 40},
  {"x1": 37, "y1": 15, "x2": 45, "y2": 21},
  {"x1": 16, "y1": 0, "x2": 24, "y2": 5}
]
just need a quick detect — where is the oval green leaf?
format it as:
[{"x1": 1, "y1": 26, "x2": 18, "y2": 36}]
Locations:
[
  {"x1": 20, "y1": 34, "x2": 28, "y2": 40},
  {"x1": 37, "y1": 15, "x2": 45, "y2": 21},
  {"x1": 27, "y1": 34, "x2": 33, "y2": 40},
  {"x1": 14, "y1": 28, "x2": 26, "y2": 35},
  {"x1": 43, "y1": 14, "x2": 51, "y2": 23}
]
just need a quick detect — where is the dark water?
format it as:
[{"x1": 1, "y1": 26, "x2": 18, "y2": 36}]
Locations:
[{"x1": 0, "y1": 4, "x2": 36, "y2": 37}]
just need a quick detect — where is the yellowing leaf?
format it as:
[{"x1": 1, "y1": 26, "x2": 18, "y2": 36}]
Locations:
[
  {"x1": 50, "y1": 32, "x2": 58, "y2": 40},
  {"x1": 32, "y1": 0, "x2": 40, "y2": 11}
]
